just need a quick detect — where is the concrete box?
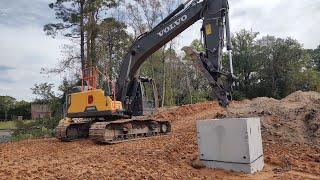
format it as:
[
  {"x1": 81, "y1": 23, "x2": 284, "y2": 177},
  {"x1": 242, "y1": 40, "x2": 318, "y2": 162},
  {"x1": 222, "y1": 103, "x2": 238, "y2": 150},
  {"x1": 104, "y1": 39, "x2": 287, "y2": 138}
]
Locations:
[{"x1": 197, "y1": 118, "x2": 264, "y2": 174}]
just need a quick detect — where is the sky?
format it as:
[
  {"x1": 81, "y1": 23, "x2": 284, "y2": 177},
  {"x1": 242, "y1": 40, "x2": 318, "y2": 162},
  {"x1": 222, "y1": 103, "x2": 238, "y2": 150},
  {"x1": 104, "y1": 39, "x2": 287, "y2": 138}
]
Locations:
[{"x1": 0, "y1": 0, "x2": 320, "y2": 101}]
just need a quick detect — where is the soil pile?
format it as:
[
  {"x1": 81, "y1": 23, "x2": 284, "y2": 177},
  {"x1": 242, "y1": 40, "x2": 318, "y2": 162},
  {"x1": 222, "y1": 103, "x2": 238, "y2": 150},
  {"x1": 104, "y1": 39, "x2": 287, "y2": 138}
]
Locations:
[{"x1": 226, "y1": 91, "x2": 320, "y2": 146}]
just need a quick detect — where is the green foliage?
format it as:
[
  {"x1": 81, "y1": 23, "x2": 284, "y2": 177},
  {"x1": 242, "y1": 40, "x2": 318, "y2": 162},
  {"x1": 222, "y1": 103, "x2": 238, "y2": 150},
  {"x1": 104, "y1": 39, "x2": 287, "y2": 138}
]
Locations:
[
  {"x1": 190, "y1": 39, "x2": 204, "y2": 51},
  {"x1": 0, "y1": 121, "x2": 17, "y2": 129},
  {"x1": 0, "y1": 96, "x2": 16, "y2": 115},
  {"x1": 228, "y1": 29, "x2": 320, "y2": 100},
  {"x1": 231, "y1": 29, "x2": 261, "y2": 98},
  {"x1": 257, "y1": 36, "x2": 305, "y2": 98},
  {"x1": 31, "y1": 82, "x2": 63, "y2": 121},
  {"x1": 285, "y1": 52, "x2": 320, "y2": 93},
  {"x1": 43, "y1": 0, "x2": 320, "y2": 108},
  {"x1": 45, "y1": 0, "x2": 119, "y2": 37},
  {"x1": 44, "y1": 0, "x2": 82, "y2": 38},
  {"x1": 179, "y1": 30, "x2": 320, "y2": 102},
  {"x1": 12, "y1": 118, "x2": 60, "y2": 141},
  {"x1": 307, "y1": 45, "x2": 320, "y2": 71},
  {"x1": 7, "y1": 102, "x2": 31, "y2": 120},
  {"x1": 0, "y1": 96, "x2": 31, "y2": 120},
  {"x1": 6, "y1": 84, "x2": 63, "y2": 141},
  {"x1": 96, "y1": 17, "x2": 131, "y2": 81},
  {"x1": 31, "y1": 83, "x2": 57, "y2": 103}
]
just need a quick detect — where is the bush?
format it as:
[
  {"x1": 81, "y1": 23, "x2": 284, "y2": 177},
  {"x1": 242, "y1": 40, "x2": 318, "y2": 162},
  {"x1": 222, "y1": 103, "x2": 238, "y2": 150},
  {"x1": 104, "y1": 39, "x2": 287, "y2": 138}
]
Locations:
[{"x1": 12, "y1": 117, "x2": 60, "y2": 141}]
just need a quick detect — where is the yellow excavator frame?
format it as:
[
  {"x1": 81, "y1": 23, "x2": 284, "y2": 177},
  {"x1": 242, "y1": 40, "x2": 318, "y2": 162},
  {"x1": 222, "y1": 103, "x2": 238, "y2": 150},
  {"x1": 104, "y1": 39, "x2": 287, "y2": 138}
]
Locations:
[{"x1": 67, "y1": 89, "x2": 123, "y2": 118}]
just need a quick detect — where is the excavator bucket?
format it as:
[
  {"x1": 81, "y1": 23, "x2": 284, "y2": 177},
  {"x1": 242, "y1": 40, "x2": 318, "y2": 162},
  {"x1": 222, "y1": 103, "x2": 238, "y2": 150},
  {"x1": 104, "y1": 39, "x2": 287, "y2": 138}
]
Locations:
[{"x1": 182, "y1": 46, "x2": 234, "y2": 107}]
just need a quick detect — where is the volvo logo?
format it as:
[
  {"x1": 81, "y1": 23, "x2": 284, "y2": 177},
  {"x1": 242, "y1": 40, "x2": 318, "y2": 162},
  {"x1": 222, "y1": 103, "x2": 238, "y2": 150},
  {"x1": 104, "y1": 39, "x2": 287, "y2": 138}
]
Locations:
[{"x1": 158, "y1": 15, "x2": 188, "y2": 37}]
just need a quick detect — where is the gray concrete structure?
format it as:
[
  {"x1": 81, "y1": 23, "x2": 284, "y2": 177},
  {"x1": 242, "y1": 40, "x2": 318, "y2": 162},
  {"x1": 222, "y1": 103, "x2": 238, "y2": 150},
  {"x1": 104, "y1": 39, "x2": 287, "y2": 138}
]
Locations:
[{"x1": 197, "y1": 118, "x2": 264, "y2": 174}]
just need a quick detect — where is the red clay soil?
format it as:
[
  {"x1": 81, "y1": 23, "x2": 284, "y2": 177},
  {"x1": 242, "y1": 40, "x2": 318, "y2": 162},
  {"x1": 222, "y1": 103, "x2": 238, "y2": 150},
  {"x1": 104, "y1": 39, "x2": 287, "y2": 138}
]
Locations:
[{"x1": 0, "y1": 91, "x2": 320, "y2": 179}]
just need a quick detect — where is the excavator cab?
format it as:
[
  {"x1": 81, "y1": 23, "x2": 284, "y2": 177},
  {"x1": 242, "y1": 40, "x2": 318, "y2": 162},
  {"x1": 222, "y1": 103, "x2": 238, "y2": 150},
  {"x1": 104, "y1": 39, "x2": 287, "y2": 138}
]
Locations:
[
  {"x1": 124, "y1": 77, "x2": 158, "y2": 116},
  {"x1": 140, "y1": 78, "x2": 158, "y2": 114}
]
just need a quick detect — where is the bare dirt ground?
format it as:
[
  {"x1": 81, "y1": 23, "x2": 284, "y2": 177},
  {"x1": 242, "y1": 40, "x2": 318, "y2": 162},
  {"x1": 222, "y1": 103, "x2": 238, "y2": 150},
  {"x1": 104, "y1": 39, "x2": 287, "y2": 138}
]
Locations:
[{"x1": 1, "y1": 91, "x2": 320, "y2": 179}]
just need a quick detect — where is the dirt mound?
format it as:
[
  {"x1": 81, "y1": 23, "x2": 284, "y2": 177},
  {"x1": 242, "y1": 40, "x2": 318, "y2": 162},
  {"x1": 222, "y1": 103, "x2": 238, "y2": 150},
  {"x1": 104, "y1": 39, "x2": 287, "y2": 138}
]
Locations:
[
  {"x1": 152, "y1": 101, "x2": 223, "y2": 121},
  {"x1": 225, "y1": 91, "x2": 320, "y2": 146},
  {"x1": 281, "y1": 91, "x2": 320, "y2": 103},
  {"x1": 0, "y1": 91, "x2": 319, "y2": 179}
]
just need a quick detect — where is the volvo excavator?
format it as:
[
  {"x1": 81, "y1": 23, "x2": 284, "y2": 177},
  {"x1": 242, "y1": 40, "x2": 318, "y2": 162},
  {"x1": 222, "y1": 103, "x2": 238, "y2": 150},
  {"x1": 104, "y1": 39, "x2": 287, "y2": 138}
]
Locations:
[{"x1": 55, "y1": 0, "x2": 235, "y2": 144}]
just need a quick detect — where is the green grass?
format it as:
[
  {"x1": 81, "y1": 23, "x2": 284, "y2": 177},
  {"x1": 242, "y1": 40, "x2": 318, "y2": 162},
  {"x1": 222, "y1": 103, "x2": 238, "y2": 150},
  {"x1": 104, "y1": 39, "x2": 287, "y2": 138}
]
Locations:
[
  {"x1": 11, "y1": 128, "x2": 53, "y2": 142},
  {"x1": 0, "y1": 120, "x2": 34, "y2": 129},
  {"x1": 0, "y1": 118, "x2": 58, "y2": 142},
  {"x1": 0, "y1": 121, "x2": 17, "y2": 129}
]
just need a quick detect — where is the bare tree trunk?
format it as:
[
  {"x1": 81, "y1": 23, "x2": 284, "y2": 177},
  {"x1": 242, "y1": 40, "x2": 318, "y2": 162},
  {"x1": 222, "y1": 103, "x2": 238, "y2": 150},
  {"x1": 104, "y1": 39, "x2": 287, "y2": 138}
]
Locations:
[
  {"x1": 90, "y1": 8, "x2": 97, "y2": 66},
  {"x1": 186, "y1": 75, "x2": 193, "y2": 104},
  {"x1": 86, "y1": 1, "x2": 94, "y2": 67},
  {"x1": 161, "y1": 46, "x2": 167, "y2": 107},
  {"x1": 167, "y1": 42, "x2": 173, "y2": 106},
  {"x1": 80, "y1": 0, "x2": 85, "y2": 70},
  {"x1": 4, "y1": 110, "x2": 7, "y2": 121},
  {"x1": 86, "y1": 30, "x2": 91, "y2": 66}
]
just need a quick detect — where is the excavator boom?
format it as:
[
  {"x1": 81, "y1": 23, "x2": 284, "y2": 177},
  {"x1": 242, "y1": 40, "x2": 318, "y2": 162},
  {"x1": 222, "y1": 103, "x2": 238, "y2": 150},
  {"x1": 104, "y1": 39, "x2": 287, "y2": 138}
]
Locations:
[{"x1": 117, "y1": 0, "x2": 234, "y2": 111}]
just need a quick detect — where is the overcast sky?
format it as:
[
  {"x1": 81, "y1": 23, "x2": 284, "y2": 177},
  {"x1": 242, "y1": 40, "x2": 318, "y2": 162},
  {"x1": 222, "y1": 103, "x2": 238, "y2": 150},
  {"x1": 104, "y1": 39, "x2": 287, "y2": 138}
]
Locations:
[{"x1": 0, "y1": 0, "x2": 320, "y2": 101}]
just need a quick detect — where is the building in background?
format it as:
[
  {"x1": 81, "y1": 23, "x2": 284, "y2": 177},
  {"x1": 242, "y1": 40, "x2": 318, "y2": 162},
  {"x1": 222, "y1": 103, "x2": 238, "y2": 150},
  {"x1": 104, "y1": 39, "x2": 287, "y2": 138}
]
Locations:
[{"x1": 31, "y1": 104, "x2": 51, "y2": 119}]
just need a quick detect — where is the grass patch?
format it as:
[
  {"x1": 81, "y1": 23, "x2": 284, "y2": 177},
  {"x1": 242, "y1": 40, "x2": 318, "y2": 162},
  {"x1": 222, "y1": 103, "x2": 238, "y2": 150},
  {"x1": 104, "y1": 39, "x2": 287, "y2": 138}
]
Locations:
[
  {"x1": 11, "y1": 118, "x2": 59, "y2": 141},
  {"x1": 11, "y1": 128, "x2": 53, "y2": 142},
  {"x1": 0, "y1": 121, "x2": 17, "y2": 129},
  {"x1": 0, "y1": 118, "x2": 60, "y2": 142},
  {"x1": 0, "y1": 120, "x2": 34, "y2": 129}
]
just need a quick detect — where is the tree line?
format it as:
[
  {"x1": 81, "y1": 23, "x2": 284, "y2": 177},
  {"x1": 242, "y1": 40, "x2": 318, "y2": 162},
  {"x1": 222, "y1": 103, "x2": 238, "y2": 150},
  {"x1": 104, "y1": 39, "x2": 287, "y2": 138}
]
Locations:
[
  {"x1": 0, "y1": 96, "x2": 31, "y2": 121},
  {"x1": 231, "y1": 30, "x2": 320, "y2": 100}
]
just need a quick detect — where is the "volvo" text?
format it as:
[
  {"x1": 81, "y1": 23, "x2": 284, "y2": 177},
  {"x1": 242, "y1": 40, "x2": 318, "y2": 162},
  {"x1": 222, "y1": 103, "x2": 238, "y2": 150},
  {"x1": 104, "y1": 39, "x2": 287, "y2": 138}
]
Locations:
[{"x1": 157, "y1": 15, "x2": 188, "y2": 37}]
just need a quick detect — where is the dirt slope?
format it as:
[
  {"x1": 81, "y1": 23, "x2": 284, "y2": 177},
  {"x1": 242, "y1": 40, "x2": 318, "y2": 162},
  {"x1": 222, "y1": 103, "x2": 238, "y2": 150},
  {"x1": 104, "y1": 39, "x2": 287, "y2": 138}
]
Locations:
[
  {"x1": 0, "y1": 91, "x2": 320, "y2": 179},
  {"x1": 226, "y1": 91, "x2": 320, "y2": 146}
]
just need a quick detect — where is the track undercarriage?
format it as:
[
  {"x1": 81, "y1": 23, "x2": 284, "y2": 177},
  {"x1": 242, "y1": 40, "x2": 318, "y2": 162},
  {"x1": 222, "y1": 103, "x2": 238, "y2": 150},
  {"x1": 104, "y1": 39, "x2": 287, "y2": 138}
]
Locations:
[
  {"x1": 55, "y1": 118, "x2": 171, "y2": 144},
  {"x1": 89, "y1": 119, "x2": 171, "y2": 144},
  {"x1": 55, "y1": 119, "x2": 92, "y2": 141}
]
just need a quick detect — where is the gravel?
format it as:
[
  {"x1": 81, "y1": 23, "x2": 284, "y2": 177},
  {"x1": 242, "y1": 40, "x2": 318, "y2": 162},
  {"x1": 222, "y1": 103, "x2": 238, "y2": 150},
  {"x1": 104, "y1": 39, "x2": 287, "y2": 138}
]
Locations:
[{"x1": 0, "y1": 130, "x2": 13, "y2": 144}]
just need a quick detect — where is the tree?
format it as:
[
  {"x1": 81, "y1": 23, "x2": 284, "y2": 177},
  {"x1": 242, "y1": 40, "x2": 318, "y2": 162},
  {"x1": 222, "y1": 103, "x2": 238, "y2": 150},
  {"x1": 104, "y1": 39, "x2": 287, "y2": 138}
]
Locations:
[
  {"x1": 228, "y1": 30, "x2": 318, "y2": 100},
  {"x1": 0, "y1": 96, "x2": 16, "y2": 121},
  {"x1": 31, "y1": 83, "x2": 57, "y2": 103},
  {"x1": 31, "y1": 82, "x2": 65, "y2": 120},
  {"x1": 126, "y1": 0, "x2": 162, "y2": 36},
  {"x1": 307, "y1": 45, "x2": 320, "y2": 71},
  {"x1": 231, "y1": 29, "x2": 261, "y2": 99},
  {"x1": 44, "y1": 0, "x2": 120, "y2": 72},
  {"x1": 96, "y1": 17, "x2": 131, "y2": 80},
  {"x1": 180, "y1": 39, "x2": 212, "y2": 104},
  {"x1": 9, "y1": 101, "x2": 31, "y2": 120},
  {"x1": 256, "y1": 36, "x2": 305, "y2": 98},
  {"x1": 84, "y1": 0, "x2": 119, "y2": 66},
  {"x1": 125, "y1": 0, "x2": 183, "y2": 107},
  {"x1": 44, "y1": 0, "x2": 85, "y2": 70}
]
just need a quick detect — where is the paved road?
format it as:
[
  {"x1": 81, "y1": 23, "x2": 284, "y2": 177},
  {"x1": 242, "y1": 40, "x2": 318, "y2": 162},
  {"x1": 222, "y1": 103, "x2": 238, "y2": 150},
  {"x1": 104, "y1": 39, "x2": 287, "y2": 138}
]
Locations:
[{"x1": 0, "y1": 130, "x2": 13, "y2": 144}]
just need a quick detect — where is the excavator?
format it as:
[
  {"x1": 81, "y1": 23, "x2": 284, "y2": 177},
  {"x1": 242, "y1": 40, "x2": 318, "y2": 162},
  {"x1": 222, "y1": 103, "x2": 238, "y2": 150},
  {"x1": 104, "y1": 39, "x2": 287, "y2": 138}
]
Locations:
[{"x1": 55, "y1": 0, "x2": 234, "y2": 144}]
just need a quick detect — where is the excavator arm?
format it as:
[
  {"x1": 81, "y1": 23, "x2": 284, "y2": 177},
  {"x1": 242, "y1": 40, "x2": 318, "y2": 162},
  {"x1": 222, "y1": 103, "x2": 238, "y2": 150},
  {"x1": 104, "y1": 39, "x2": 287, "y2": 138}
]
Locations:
[{"x1": 117, "y1": 0, "x2": 234, "y2": 114}]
